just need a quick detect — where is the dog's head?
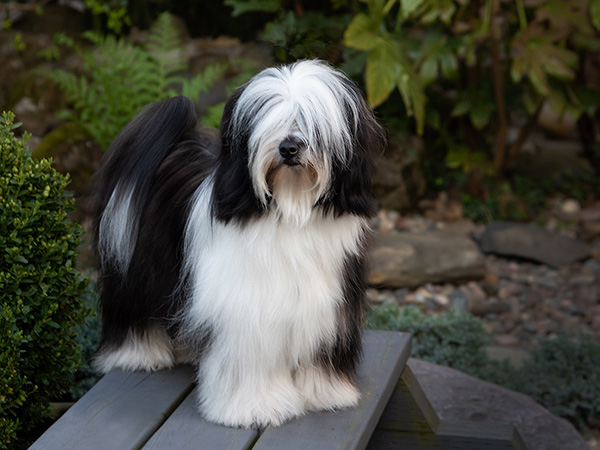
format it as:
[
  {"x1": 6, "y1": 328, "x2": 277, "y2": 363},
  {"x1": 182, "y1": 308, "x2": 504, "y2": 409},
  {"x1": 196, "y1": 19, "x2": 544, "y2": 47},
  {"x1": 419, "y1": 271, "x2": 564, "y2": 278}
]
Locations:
[{"x1": 213, "y1": 60, "x2": 385, "y2": 226}]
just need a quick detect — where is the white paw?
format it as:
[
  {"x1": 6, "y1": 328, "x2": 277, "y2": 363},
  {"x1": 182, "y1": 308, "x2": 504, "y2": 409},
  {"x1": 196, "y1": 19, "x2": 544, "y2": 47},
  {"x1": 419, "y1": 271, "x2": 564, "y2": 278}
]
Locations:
[
  {"x1": 94, "y1": 327, "x2": 175, "y2": 373},
  {"x1": 198, "y1": 376, "x2": 305, "y2": 429},
  {"x1": 294, "y1": 366, "x2": 360, "y2": 412}
]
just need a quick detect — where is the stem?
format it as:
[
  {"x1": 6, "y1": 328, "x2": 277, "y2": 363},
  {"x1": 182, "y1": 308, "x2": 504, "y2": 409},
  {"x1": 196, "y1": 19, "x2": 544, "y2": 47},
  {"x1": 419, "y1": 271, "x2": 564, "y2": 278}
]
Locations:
[
  {"x1": 383, "y1": 0, "x2": 397, "y2": 17},
  {"x1": 293, "y1": 0, "x2": 304, "y2": 18},
  {"x1": 490, "y1": 0, "x2": 508, "y2": 179},
  {"x1": 515, "y1": 0, "x2": 528, "y2": 31},
  {"x1": 482, "y1": 0, "x2": 493, "y2": 34},
  {"x1": 506, "y1": 100, "x2": 544, "y2": 168}
]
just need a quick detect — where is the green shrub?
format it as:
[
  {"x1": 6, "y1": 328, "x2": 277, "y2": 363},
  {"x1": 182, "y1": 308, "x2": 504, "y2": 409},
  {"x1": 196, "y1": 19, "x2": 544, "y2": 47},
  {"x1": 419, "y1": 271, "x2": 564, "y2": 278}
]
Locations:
[
  {"x1": 0, "y1": 111, "x2": 89, "y2": 449},
  {"x1": 513, "y1": 333, "x2": 600, "y2": 429},
  {"x1": 366, "y1": 303, "x2": 512, "y2": 380}
]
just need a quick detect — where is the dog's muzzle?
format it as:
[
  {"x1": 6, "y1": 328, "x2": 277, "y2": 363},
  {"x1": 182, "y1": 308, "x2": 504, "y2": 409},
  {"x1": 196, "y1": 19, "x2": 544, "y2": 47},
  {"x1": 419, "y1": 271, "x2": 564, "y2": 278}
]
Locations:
[{"x1": 279, "y1": 137, "x2": 303, "y2": 166}]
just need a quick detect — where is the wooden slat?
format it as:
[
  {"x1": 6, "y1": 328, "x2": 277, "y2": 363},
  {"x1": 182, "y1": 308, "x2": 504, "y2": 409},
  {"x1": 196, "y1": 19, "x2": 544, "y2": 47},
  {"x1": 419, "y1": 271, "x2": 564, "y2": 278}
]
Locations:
[
  {"x1": 253, "y1": 330, "x2": 411, "y2": 450},
  {"x1": 375, "y1": 364, "x2": 439, "y2": 433},
  {"x1": 368, "y1": 363, "x2": 528, "y2": 450},
  {"x1": 141, "y1": 386, "x2": 258, "y2": 450},
  {"x1": 367, "y1": 428, "x2": 525, "y2": 450},
  {"x1": 30, "y1": 366, "x2": 196, "y2": 450}
]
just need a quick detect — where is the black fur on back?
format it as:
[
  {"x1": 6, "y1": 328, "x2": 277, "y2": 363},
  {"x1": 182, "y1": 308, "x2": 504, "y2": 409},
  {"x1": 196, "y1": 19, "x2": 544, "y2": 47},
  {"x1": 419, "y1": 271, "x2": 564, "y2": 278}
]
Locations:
[{"x1": 94, "y1": 96, "x2": 218, "y2": 350}]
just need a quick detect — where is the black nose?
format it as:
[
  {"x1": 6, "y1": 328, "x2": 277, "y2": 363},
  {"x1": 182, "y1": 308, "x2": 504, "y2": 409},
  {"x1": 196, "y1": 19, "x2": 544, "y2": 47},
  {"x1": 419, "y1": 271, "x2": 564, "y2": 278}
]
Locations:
[{"x1": 279, "y1": 138, "x2": 301, "y2": 164}]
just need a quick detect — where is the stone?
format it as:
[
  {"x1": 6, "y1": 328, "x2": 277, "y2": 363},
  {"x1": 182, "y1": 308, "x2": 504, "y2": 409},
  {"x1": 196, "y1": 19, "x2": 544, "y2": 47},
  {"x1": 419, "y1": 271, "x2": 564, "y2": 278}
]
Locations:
[
  {"x1": 469, "y1": 296, "x2": 510, "y2": 317},
  {"x1": 537, "y1": 102, "x2": 579, "y2": 138},
  {"x1": 560, "y1": 198, "x2": 582, "y2": 218},
  {"x1": 476, "y1": 221, "x2": 591, "y2": 268},
  {"x1": 375, "y1": 210, "x2": 397, "y2": 233},
  {"x1": 368, "y1": 231, "x2": 486, "y2": 288},
  {"x1": 371, "y1": 135, "x2": 427, "y2": 212},
  {"x1": 512, "y1": 139, "x2": 592, "y2": 181},
  {"x1": 408, "y1": 358, "x2": 589, "y2": 450},
  {"x1": 419, "y1": 191, "x2": 464, "y2": 222},
  {"x1": 494, "y1": 334, "x2": 521, "y2": 346},
  {"x1": 438, "y1": 218, "x2": 479, "y2": 236}
]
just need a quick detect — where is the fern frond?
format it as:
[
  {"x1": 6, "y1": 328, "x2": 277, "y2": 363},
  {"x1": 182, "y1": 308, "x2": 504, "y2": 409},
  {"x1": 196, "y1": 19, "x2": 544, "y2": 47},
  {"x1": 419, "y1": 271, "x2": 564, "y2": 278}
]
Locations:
[
  {"x1": 41, "y1": 12, "x2": 230, "y2": 150},
  {"x1": 177, "y1": 64, "x2": 227, "y2": 100},
  {"x1": 146, "y1": 12, "x2": 187, "y2": 96}
]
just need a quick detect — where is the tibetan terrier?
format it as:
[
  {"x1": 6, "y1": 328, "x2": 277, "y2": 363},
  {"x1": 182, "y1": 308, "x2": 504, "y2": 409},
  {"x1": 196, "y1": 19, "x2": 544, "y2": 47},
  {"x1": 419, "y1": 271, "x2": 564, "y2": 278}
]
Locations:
[{"x1": 94, "y1": 59, "x2": 385, "y2": 429}]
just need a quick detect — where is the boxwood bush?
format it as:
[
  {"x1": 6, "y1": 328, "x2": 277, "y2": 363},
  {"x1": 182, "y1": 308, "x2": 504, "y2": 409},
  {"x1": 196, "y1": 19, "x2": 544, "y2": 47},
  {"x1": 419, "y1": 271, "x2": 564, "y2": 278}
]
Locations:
[{"x1": 0, "y1": 111, "x2": 89, "y2": 449}]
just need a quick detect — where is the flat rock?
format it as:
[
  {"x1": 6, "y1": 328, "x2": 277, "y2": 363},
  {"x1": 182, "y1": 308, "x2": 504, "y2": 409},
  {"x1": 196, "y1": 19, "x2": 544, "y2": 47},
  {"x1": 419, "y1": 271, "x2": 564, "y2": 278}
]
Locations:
[
  {"x1": 369, "y1": 231, "x2": 485, "y2": 288},
  {"x1": 409, "y1": 358, "x2": 589, "y2": 450},
  {"x1": 476, "y1": 221, "x2": 591, "y2": 268}
]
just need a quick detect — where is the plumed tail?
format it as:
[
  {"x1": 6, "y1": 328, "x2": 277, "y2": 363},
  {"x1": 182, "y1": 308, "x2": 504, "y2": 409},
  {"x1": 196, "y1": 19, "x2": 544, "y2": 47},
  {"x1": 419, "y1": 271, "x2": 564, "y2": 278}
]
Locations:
[{"x1": 95, "y1": 96, "x2": 198, "y2": 274}]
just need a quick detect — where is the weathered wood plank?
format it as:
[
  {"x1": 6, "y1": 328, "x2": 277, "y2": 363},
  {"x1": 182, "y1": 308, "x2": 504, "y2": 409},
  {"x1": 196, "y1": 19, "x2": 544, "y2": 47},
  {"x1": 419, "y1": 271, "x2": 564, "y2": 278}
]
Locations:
[
  {"x1": 30, "y1": 365, "x2": 196, "y2": 450},
  {"x1": 253, "y1": 330, "x2": 411, "y2": 450},
  {"x1": 366, "y1": 428, "x2": 525, "y2": 450},
  {"x1": 141, "y1": 386, "x2": 258, "y2": 450},
  {"x1": 368, "y1": 363, "x2": 528, "y2": 450}
]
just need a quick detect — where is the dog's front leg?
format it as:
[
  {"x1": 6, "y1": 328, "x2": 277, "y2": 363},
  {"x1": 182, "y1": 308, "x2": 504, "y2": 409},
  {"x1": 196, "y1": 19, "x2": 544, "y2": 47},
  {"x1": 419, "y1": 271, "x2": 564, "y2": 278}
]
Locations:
[{"x1": 195, "y1": 333, "x2": 305, "y2": 429}]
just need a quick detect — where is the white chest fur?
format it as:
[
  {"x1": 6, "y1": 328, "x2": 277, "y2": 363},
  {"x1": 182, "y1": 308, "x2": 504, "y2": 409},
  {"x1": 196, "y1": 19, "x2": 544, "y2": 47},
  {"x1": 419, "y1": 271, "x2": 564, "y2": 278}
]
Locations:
[
  {"x1": 182, "y1": 183, "x2": 367, "y2": 365},
  {"x1": 181, "y1": 183, "x2": 368, "y2": 427}
]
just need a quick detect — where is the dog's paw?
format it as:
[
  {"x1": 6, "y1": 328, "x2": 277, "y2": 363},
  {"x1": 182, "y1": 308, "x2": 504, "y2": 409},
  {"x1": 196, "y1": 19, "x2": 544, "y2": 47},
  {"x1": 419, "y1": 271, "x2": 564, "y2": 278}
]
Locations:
[
  {"x1": 294, "y1": 366, "x2": 360, "y2": 412},
  {"x1": 94, "y1": 327, "x2": 175, "y2": 373},
  {"x1": 198, "y1": 377, "x2": 305, "y2": 429}
]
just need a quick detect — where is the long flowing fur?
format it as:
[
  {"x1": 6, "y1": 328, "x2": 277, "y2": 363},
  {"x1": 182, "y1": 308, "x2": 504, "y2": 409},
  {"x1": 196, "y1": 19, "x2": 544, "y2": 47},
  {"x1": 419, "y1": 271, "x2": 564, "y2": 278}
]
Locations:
[{"x1": 94, "y1": 60, "x2": 385, "y2": 429}]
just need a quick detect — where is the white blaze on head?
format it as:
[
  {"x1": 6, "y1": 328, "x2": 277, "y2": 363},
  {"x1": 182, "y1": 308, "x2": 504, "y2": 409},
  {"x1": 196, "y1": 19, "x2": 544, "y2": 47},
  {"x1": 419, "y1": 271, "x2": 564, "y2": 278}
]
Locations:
[{"x1": 228, "y1": 60, "x2": 362, "y2": 226}]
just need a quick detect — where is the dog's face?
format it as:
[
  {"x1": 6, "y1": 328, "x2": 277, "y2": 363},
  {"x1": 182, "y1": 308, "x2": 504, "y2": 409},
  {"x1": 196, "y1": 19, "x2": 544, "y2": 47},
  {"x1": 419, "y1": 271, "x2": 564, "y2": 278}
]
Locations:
[{"x1": 214, "y1": 60, "x2": 384, "y2": 226}]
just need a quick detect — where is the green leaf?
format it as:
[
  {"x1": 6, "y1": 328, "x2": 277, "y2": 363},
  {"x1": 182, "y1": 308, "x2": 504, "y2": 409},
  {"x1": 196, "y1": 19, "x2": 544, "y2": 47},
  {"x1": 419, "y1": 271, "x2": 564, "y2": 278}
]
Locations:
[
  {"x1": 470, "y1": 100, "x2": 491, "y2": 130},
  {"x1": 344, "y1": 13, "x2": 380, "y2": 51},
  {"x1": 365, "y1": 41, "x2": 397, "y2": 107},
  {"x1": 592, "y1": 0, "x2": 600, "y2": 29},
  {"x1": 419, "y1": 57, "x2": 438, "y2": 86},
  {"x1": 439, "y1": 50, "x2": 458, "y2": 79},
  {"x1": 224, "y1": 0, "x2": 280, "y2": 16},
  {"x1": 510, "y1": 26, "x2": 577, "y2": 96},
  {"x1": 400, "y1": 0, "x2": 425, "y2": 18},
  {"x1": 14, "y1": 255, "x2": 28, "y2": 264},
  {"x1": 450, "y1": 98, "x2": 471, "y2": 117}
]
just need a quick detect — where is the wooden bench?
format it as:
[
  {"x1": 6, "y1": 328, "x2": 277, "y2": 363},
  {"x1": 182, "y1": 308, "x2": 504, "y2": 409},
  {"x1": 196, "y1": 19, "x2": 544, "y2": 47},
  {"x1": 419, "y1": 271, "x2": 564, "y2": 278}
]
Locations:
[{"x1": 31, "y1": 331, "x2": 527, "y2": 450}]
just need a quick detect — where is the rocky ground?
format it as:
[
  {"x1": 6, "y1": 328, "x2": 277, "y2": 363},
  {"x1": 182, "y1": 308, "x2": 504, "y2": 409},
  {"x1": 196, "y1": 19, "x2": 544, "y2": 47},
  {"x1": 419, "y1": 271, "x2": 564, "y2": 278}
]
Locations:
[
  {"x1": 369, "y1": 202, "x2": 600, "y2": 352},
  {"x1": 369, "y1": 202, "x2": 600, "y2": 448}
]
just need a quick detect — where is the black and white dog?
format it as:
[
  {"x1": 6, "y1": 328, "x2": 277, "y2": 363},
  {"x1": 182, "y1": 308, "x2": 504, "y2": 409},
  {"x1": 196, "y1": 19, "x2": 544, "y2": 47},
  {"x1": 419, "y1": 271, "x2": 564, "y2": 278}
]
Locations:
[{"x1": 94, "y1": 59, "x2": 385, "y2": 429}]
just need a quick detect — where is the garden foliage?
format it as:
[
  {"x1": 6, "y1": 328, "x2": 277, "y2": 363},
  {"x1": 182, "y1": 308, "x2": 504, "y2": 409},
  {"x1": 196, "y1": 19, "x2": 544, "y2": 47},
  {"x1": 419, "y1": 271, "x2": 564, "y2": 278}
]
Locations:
[
  {"x1": 44, "y1": 12, "x2": 226, "y2": 150},
  {"x1": 0, "y1": 112, "x2": 89, "y2": 449},
  {"x1": 228, "y1": 0, "x2": 600, "y2": 179},
  {"x1": 516, "y1": 332, "x2": 600, "y2": 429},
  {"x1": 366, "y1": 303, "x2": 512, "y2": 379}
]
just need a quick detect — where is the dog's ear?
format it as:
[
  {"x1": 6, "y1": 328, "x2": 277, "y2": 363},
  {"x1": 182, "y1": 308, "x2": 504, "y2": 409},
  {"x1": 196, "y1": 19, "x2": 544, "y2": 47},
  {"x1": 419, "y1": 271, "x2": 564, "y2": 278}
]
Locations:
[
  {"x1": 212, "y1": 87, "x2": 267, "y2": 223},
  {"x1": 323, "y1": 83, "x2": 385, "y2": 218}
]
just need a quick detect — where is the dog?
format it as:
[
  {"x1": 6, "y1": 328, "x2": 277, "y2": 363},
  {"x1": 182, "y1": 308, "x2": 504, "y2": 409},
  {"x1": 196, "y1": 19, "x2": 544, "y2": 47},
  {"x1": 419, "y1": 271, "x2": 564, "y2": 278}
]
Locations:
[{"x1": 93, "y1": 59, "x2": 385, "y2": 429}]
